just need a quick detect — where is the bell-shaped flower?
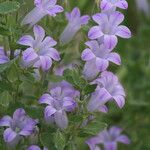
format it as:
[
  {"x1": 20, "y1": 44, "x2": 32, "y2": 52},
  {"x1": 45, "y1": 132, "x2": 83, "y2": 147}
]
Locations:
[
  {"x1": 0, "y1": 47, "x2": 9, "y2": 64},
  {"x1": 101, "y1": 0, "x2": 128, "y2": 12},
  {"x1": 60, "y1": 7, "x2": 90, "y2": 44},
  {"x1": 18, "y1": 25, "x2": 60, "y2": 71},
  {"x1": 39, "y1": 85, "x2": 77, "y2": 129},
  {"x1": 0, "y1": 108, "x2": 38, "y2": 146},
  {"x1": 22, "y1": 0, "x2": 64, "y2": 26},
  {"x1": 88, "y1": 11, "x2": 131, "y2": 49},
  {"x1": 81, "y1": 40, "x2": 121, "y2": 72},
  {"x1": 88, "y1": 71, "x2": 126, "y2": 112},
  {"x1": 27, "y1": 145, "x2": 48, "y2": 150},
  {"x1": 86, "y1": 126, "x2": 130, "y2": 150}
]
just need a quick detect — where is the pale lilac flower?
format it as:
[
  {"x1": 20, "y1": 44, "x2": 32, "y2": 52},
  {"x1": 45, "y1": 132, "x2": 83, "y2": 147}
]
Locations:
[
  {"x1": 88, "y1": 71, "x2": 125, "y2": 112},
  {"x1": 27, "y1": 145, "x2": 48, "y2": 150},
  {"x1": 0, "y1": 108, "x2": 38, "y2": 146},
  {"x1": 0, "y1": 47, "x2": 9, "y2": 64},
  {"x1": 86, "y1": 126, "x2": 130, "y2": 150},
  {"x1": 81, "y1": 40, "x2": 121, "y2": 72},
  {"x1": 22, "y1": 0, "x2": 64, "y2": 26},
  {"x1": 60, "y1": 7, "x2": 90, "y2": 44},
  {"x1": 18, "y1": 25, "x2": 60, "y2": 71},
  {"x1": 101, "y1": 0, "x2": 128, "y2": 12},
  {"x1": 135, "y1": 0, "x2": 150, "y2": 16},
  {"x1": 88, "y1": 11, "x2": 131, "y2": 49},
  {"x1": 39, "y1": 84, "x2": 77, "y2": 129}
]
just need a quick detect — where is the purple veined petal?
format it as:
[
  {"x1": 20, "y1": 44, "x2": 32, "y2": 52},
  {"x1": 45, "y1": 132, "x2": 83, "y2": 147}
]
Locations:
[
  {"x1": 44, "y1": 106, "x2": 57, "y2": 118},
  {"x1": 106, "y1": 52, "x2": 121, "y2": 65},
  {"x1": 113, "y1": 95, "x2": 125, "y2": 108},
  {"x1": 3, "y1": 128, "x2": 17, "y2": 143},
  {"x1": 27, "y1": 145, "x2": 41, "y2": 150},
  {"x1": 47, "y1": 5, "x2": 64, "y2": 16},
  {"x1": 0, "y1": 116, "x2": 12, "y2": 127},
  {"x1": 41, "y1": 36, "x2": 57, "y2": 48},
  {"x1": 39, "y1": 56, "x2": 52, "y2": 71},
  {"x1": 71, "y1": 7, "x2": 80, "y2": 18},
  {"x1": 83, "y1": 59, "x2": 99, "y2": 81},
  {"x1": 65, "y1": 12, "x2": 71, "y2": 21},
  {"x1": 22, "y1": 48, "x2": 38, "y2": 63},
  {"x1": 0, "y1": 56, "x2": 9, "y2": 64},
  {"x1": 109, "y1": 11, "x2": 124, "y2": 26},
  {"x1": 50, "y1": 87, "x2": 62, "y2": 97},
  {"x1": 19, "y1": 129, "x2": 33, "y2": 136},
  {"x1": 109, "y1": 126, "x2": 122, "y2": 138},
  {"x1": 33, "y1": 25, "x2": 45, "y2": 42},
  {"x1": 92, "y1": 13, "x2": 108, "y2": 25},
  {"x1": 17, "y1": 35, "x2": 34, "y2": 47},
  {"x1": 21, "y1": 7, "x2": 46, "y2": 26},
  {"x1": 39, "y1": 94, "x2": 54, "y2": 105},
  {"x1": 116, "y1": 0, "x2": 128, "y2": 9},
  {"x1": 116, "y1": 25, "x2": 131, "y2": 38},
  {"x1": 86, "y1": 136, "x2": 100, "y2": 150},
  {"x1": 95, "y1": 57, "x2": 109, "y2": 71},
  {"x1": 45, "y1": 0, "x2": 57, "y2": 6},
  {"x1": 80, "y1": 15, "x2": 90, "y2": 25},
  {"x1": 54, "y1": 110, "x2": 68, "y2": 129},
  {"x1": 85, "y1": 40, "x2": 100, "y2": 51},
  {"x1": 81, "y1": 48, "x2": 95, "y2": 61},
  {"x1": 87, "y1": 88, "x2": 112, "y2": 112},
  {"x1": 34, "y1": 0, "x2": 42, "y2": 7},
  {"x1": 104, "y1": 35, "x2": 118, "y2": 50},
  {"x1": 116, "y1": 135, "x2": 130, "y2": 144},
  {"x1": 13, "y1": 108, "x2": 26, "y2": 121},
  {"x1": 46, "y1": 48, "x2": 60, "y2": 61},
  {"x1": 62, "y1": 97, "x2": 76, "y2": 111},
  {"x1": 104, "y1": 142, "x2": 117, "y2": 150},
  {"x1": 88, "y1": 26, "x2": 103, "y2": 39},
  {"x1": 98, "y1": 105, "x2": 108, "y2": 113},
  {"x1": 100, "y1": 0, "x2": 112, "y2": 11}
]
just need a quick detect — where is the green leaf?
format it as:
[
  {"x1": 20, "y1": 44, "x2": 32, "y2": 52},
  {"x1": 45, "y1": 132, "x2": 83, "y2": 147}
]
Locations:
[
  {"x1": 54, "y1": 130, "x2": 66, "y2": 150},
  {"x1": 0, "y1": 91, "x2": 12, "y2": 108},
  {"x1": 83, "y1": 84, "x2": 97, "y2": 95},
  {"x1": 0, "y1": 1, "x2": 20, "y2": 15},
  {"x1": 80, "y1": 121, "x2": 107, "y2": 137}
]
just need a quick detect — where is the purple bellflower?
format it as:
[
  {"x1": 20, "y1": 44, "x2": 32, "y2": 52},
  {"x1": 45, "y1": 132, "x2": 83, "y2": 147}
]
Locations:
[
  {"x1": 22, "y1": 0, "x2": 64, "y2": 26},
  {"x1": 0, "y1": 108, "x2": 38, "y2": 146},
  {"x1": 81, "y1": 40, "x2": 121, "y2": 72},
  {"x1": 101, "y1": 0, "x2": 128, "y2": 12},
  {"x1": 88, "y1": 71, "x2": 125, "y2": 112},
  {"x1": 0, "y1": 47, "x2": 9, "y2": 64},
  {"x1": 86, "y1": 126, "x2": 130, "y2": 150},
  {"x1": 88, "y1": 11, "x2": 131, "y2": 49},
  {"x1": 18, "y1": 25, "x2": 60, "y2": 71},
  {"x1": 39, "y1": 85, "x2": 77, "y2": 129},
  {"x1": 60, "y1": 7, "x2": 90, "y2": 44},
  {"x1": 27, "y1": 145, "x2": 48, "y2": 150}
]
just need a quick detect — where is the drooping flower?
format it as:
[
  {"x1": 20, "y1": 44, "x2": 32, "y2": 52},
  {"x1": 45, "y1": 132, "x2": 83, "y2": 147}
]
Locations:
[
  {"x1": 18, "y1": 25, "x2": 60, "y2": 71},
  {"x1": 60, "y1": 7, "x2": 90, "y2": 44},
  {"x1": 101, "y1": 0, "x2": 128, "y2": 12},
  {"x1": 39, "y1": 84, "x2": 77, "y2": 129},
  {"x1": 0, "y1": 108, "x2": 38, "y2": 146},
  {"x1": 22, "y1": 0, "x2": 64, "y2": 26},
  {"x1": 86, "y1": 126, "x2": 130, "y2": 150},
  {"x1": 88, "y1": 71, "x2": 125, "y2": 112},
  {"x1": 135, "y1": 0, "x2": 150, "y2": 16},
  {"x1": 88, "y1": 11, "x2": 131, "y2": 49},
  {"x1": 27, "y1": 145, "x2": 48, "y2": 150},
  {"x1": 0, "y1": 47, "x2": 9, "y2": 64},
  {"x1": 81, "y1": 40, "x2": 121, "y2": 72}
]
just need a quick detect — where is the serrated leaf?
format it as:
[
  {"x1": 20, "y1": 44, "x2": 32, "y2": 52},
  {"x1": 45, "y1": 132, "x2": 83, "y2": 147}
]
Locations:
[
  {"x1": 0, "y1": 91, "x2": 12, "y2": 107},
  {"x1": 84, "y1": 84, "x2": 97, "y2": 95},
  {"x1": 54, "y1": 130, "x2": 66, "y2": 150},
  {"x1": 0, "y1": 1, "x2": 20, "y2": 15}
]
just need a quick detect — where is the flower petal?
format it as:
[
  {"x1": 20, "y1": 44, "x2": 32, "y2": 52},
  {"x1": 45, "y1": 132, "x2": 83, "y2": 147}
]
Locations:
[
  {"x1": 81, "y1": 48, "x2": 95, "y2": 61},
  {"x1": 13, "y1": 108, "x2": 26, "y2": 121},
  {"x1": 40, "y1": 56, "x2": 52, "y2": 70},
  {"x1": 98, "y1": 105, "x2": 108, "y2": 113},
  {"x1": 92, "y1": 13, "x2": 108, "y2": 25},
  {"x1": 106, "y1": 52, "x2": 121, "y2": 65},
  {"x1": 0, "y1": 116, "x2": 12, "y2": 127},
  {"x1": 113, "y1": 95, "x2": 125, "y2": 108},
  {"x1": 116, "y1": 135, "x2": 130, "y2": 144},
  {"x1": 71, "y1": 7, "x2": 80, "y2": 18},
  {"x1": 88, "y1": 26, "x2": 103, "y2": 39},
  {"x1": 63, "y1": 97, "x2": 76, "y2": 111},
  {"x1": 104, "y1": 142, "x2": 117, "y2": 150},
  {"x1": 47, "y1": 5, "x2": 64, "y2": 16},
  {"x1": 46, "y1": 48, "x2": 60, "y2": 61},
  {"x1": 27, "y1": 145, "x2": 41, "y2": 150},
  {"x1": 3, "y1": 128, "x2": 17, "y2": 143},
  {"x1": 116, "y1": 0, "x2": 128, "y2": 9},
  {"x1": 41, "y1": 36, "x2": 57, "y2": 48},
  {"x1": 44, "y1": 106, "x2": 57, "y2": 118},
  {"x1": 18, "y1": 35, "x2": 34, "y2": 47},
  {"x1": 80, "y1": 15, "x2": 90, "y2": 25},
  {"x1": 104, "y1": 35, "x2": 118, "y2": 49},
  {"x1": 39, "y1": 94, "x2": 54, "y2": 105},
  {"x1": 100, "y1": 0, "x2": 112, "y2": 11},
  {"x1": 116, "y1": 25, "x2": 131, "y2": 38},
  {"x1": 33, "y1": 25, "x2": 45, "y2": 42},
  {"x1": 96, "y1": 57, "x2": 109, "y2": 71}
]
